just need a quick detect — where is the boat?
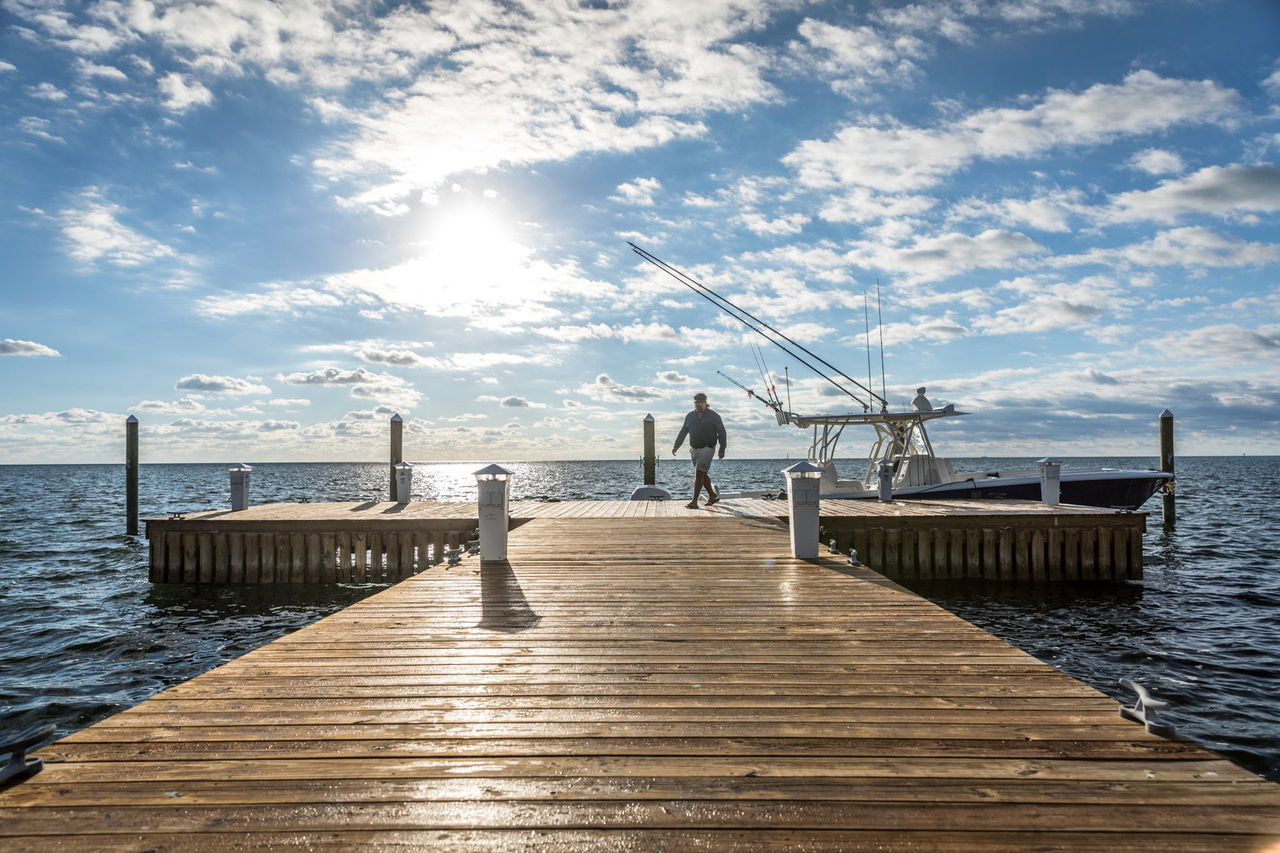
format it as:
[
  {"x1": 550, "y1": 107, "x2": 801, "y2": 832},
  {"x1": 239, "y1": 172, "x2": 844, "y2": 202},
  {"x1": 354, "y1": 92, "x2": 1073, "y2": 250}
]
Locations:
[
  {"x1": 630, "y1": 243, "x2": 1172, "y2": 510},
  {"x1": 738, "y1": 389, "x2": 1171, "y2": 509}
]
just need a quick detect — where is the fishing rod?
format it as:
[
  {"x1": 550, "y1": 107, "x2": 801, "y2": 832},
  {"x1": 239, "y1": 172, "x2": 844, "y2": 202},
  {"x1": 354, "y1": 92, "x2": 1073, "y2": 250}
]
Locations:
[
  {"x1": 717, "y1": 369, "x2": 784, "y2": 415},
  {"x1": 630, "y1": 243, "x2": 888, "y2": 411}
]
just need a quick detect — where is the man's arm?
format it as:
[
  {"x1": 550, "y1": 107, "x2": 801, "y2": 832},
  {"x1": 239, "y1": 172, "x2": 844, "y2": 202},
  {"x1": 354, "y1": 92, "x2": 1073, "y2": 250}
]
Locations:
[
  {"x1": 716, "y1": 412, "x2": 727, "y2": 457},
  {"x1": 672, "y1": 417, "x2": 689, "y2": 454}
]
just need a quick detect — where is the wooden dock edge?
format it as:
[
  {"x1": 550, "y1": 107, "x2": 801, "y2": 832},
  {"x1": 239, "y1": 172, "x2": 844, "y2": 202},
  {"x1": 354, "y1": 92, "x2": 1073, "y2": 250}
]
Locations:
[
  {"x1": 822, "y1": 511, "x2": 1146, "y2": 582},
  {"x1": 144, "y1": 518, "x2": 477, "y2": 585}
]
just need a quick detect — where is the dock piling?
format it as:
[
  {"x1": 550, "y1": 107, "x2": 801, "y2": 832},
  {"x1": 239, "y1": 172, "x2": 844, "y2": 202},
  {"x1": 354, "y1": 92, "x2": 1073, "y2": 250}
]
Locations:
[
  {"x1": 125, "y1": 415, "x2": 138, "y2": 535},
  {"x1": 389, "y1": 414, "x2": 403, "y2": 502},
  {"x1": 642, "y1": 414, "x2": 656, "y2": 485},
  {"x1": 1159, "y1": 409, "x2": 1175, "y2": 530}
]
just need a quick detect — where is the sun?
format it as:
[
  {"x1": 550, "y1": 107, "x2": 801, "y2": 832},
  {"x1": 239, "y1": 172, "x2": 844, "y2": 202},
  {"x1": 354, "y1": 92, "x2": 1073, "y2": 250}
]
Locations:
[{"x1": 415, "y1": 202, "x2": 536, "y2": 308}]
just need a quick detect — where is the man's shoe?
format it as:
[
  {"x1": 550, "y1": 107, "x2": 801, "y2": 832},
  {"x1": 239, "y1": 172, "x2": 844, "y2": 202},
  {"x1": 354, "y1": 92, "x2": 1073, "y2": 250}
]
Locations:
[
  {"x1": 706, "y1": 493, "x2": 720, "y2": 506},
  {"x1": 685, "y1": 501, "x2": 699, "y2": 509}
]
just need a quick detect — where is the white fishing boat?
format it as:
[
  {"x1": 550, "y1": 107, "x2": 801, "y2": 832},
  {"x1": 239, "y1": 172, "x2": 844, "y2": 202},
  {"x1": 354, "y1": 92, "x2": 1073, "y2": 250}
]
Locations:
[
  {"x1": 632, "y1": 243, "x2": 1172, "y2": 509},
  {"x1": 737, "y1": 387, "x2": 1171, "y2": 509}
]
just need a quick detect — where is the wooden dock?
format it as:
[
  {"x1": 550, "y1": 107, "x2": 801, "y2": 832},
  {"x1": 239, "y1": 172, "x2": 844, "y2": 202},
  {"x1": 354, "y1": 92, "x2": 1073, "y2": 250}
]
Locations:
[
  {"x1": 144, "y1": 497, "x2": 1148, "y2": 584},
  {"x1": 4, "y1": 515, "x2": 1278, "y2": 850}
]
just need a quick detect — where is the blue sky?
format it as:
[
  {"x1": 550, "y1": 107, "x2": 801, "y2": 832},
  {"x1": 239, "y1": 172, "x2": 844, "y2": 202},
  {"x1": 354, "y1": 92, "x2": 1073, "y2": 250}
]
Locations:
[{"x1": 2, "y1": 0, "x2": 1278, "y2": 464}]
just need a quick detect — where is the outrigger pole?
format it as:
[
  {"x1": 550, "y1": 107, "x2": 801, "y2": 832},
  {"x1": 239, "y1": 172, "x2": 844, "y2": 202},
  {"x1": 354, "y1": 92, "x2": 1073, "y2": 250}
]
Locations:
[{"x1": 629, "y1": 242, "x2": 888, "y2": 412}]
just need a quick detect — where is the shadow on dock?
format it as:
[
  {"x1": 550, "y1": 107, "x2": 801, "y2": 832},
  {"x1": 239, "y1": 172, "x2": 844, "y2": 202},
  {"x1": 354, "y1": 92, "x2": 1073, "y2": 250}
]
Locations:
[{"x1": 478, "y1": 559, "x2": 542, "y2": 633}]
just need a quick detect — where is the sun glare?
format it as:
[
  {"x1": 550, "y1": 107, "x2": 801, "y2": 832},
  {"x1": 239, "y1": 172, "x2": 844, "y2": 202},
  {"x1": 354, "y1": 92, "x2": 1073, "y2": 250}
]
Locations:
[{"x1": 419, "y1": 204, "x2": 532, "y2": 306}]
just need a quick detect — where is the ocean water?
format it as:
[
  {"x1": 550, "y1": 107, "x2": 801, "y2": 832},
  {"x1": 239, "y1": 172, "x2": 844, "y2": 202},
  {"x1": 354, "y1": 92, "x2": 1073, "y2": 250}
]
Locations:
[{"x1": 0, "y1": 457, "x2": 1276, "y2": 782}]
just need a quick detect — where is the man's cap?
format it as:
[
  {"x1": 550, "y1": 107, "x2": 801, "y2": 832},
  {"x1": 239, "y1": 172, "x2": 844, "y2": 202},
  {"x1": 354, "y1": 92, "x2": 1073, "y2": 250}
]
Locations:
[{"x1": 693, "y1": 393, "x2": 707, "y2": 401}]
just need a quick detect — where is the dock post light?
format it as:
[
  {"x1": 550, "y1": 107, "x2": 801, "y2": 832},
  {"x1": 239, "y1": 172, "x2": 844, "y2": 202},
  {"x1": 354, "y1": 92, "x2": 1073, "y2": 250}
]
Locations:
[
  {"x1": 229, "y1": 464, "x2": 252, "y2": 512},
  {"x1": 783, "y1": 460, "x2": 824, "y2": 559},
  {"x1": 1038, "y1": 458, "x2": 1062, "y2": 506},
  {"x1": 393, "y1": 462, "x2": 413, "y2": 504},
  {"x1": 474, "y1": 464, "x2": 514, "y2": 561}
]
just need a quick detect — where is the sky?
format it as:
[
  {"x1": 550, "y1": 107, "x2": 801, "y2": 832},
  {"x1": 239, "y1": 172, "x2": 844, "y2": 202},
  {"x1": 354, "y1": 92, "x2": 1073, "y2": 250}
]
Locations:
[{"x1": 2, "y1": 0, "x2": 1279, "y2": 465}]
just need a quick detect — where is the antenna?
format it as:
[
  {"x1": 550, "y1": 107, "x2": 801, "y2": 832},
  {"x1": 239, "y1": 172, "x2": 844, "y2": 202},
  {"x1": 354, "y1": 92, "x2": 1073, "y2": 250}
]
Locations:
[
  {"x1": 876, "y1": 280, "x2": 887, "y2": 412},
  {"x1": 863, "y1": 292, "x2": 873, "y2": 408}
]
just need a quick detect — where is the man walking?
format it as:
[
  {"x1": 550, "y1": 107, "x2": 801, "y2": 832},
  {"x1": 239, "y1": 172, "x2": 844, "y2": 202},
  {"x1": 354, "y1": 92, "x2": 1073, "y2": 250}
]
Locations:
[{"x1": 672, "y1": 392, "x2": 727, "y2": 509}]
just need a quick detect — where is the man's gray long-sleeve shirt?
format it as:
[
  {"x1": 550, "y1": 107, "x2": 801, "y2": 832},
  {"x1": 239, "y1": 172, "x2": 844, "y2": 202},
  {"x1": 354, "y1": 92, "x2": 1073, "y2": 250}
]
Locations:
[{"x1": 673, "y1": 408, "x2": 727, "y2": 452}]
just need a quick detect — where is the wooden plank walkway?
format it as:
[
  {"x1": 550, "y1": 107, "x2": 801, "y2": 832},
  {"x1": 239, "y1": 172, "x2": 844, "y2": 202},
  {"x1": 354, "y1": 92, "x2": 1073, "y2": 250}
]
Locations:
[{"x1": 5, "y1": 514, "x2": 1278, "y2": 849}]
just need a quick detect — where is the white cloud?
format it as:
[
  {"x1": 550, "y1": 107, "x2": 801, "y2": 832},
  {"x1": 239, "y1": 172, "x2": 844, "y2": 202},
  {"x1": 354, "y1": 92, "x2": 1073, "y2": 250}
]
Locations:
[
  {"x1": 1154, "y1": 323, "x2": 1280, "y2": 363},
  {"x1": 175, "y1": 374, "x2": 272, "y2": 395},
  {"x1": 282, "y1": 367, "x2": 384, "y2": 386},
  {"x1": 157, "y1": 72, "x2": 213, "y2": 112},
  {"x1": 784, "y1": 71, "x2": 1239, "y2": 192},
  {"x1": 268, "y1": 398, "x2": 311, "y2": 407},
  {"x1": 949, "y1": 188, "x2": 1090, "y2": 233},
  {"x1": 18, "y1": 117, "x2": 65, "y2": 144},
  {"x1": 817, "y1": 188, "x2": 936, "y2": 224},
  {"x1": 1128, "y1": 148, "x2": 1185, "y2": 175},
  {"x1": 578, "y1": 373, "x2": 664, "y2": 402},
  {"x1": 1058, "y1": 227, "x2": 1280, "y2": 270},
  {"x1": 853, "y1": 228, "x2": 1046, "y2": 283},
  {"x1": 356, "y1": 348, "x2": 427, "y2": 367},
  {"x1": 972, "y1": 276, "x2": 1131, "y2": 335},
  {"x1": 530, "y1": 324, "x2": 613, "y2": 343},
  {"x1": 1263, "y1": 68, "x2": 1280, "y2": 96},
  {"x1": 1106, "y1": 164, "x2": 1280, "y2": 224},
  {"x1": 736, "y1": 211, "x2": 810, "y2": 236},
  {"x1": 196, "y1": 286, "x2": 344, "y2": 319},
  {"x1": 133, "y1": 396, "x2": 209, "y2": 415},
  {"x1": 29, "y1": 82, "x2": 68, "y2": 101},
  {"x1": 611, "y1": 177, "x2": 663, "y2": 207},
  {"x1": 59, "y1": 188, "x2": 179, "y2": 269},
  {"x1": 794, "y1": 18, "x2": 926, "y2": 96},
  {"x1": 307, "y1": 2, "x2": 782, "y2": 211},
  {"x1": 282, "y1": 366, "x2": 421, "y2": 409},
  {"x1": 0, "y1": 339, "x2": 61, "y2": 357},
  {"x1": 200, "y1": 227, "x2": 613, "y2": 326}
]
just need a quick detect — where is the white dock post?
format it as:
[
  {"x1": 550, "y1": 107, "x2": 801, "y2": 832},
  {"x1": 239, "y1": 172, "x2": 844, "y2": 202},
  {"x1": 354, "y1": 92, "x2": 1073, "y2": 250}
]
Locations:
[
  {"x1": 229, "y1": 464, "x2": 252, "y2": 511},
  {"x1": 783, "y1": 461, "x2": 823, "y2": 559},
  {"x1": 394, "y1": 462, "x2": 413, "y2": 504},
  {"x1": 877, "y1": 460, "x2": 894, "y2": 502},
  {"x1": 1038, "y1": 458, "x2": 1061, "y2": 506},
  {"x1": 475, "y1": 464, "x2": 513, "y2": 561}
]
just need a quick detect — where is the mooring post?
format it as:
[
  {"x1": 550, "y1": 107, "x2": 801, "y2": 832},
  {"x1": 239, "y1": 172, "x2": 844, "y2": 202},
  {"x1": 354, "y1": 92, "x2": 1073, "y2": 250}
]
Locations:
[
  {"x1": 642, "y1": 414, "x2": 656, "y2": 486},
  {"x1": 783, "y1": 461, "x2": 823, "y2": 559},
  {"x1": 475, "y1": 464, "x2": 514, "y2": 561},
  {"x1": 389, "y1": 414, "x2": 403, "y2": 502},
  {"x1": 125, "y1": 415, "x2": 139, "y2": 535},
  {"x1": 229, "y1": 464, "x2": 252, "y2": 511},
  {"x1": 1160, "y1": 409, "x2": 1175, "y2": 530},
  {"x1": 1038, "y1": 458, "x2": 1061, "y2": 506}
]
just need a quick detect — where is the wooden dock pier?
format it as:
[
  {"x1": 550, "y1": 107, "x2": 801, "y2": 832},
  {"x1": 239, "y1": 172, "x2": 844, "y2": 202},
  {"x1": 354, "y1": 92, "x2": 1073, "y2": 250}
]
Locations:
[
  {"x1": 4, "y1": 513, "x2": 1278, "y2": 849},
  {"x1": 143, "y1": 497, "x2": 1148, "y2": 585}
]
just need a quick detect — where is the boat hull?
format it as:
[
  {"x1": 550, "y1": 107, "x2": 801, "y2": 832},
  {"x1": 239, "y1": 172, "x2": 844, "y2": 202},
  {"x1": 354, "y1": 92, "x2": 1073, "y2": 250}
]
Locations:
[{"x1": 834, "y1": 471, "x2": 1171, "y2": 510}]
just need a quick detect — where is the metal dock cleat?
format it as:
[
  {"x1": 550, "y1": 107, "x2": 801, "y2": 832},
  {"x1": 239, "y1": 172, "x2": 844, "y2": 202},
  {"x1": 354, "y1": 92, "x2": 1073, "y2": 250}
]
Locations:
[
  {"x1": 1119, "y1": 677, "x2": 1176, "y2": 737},
  {"x1": 1, "y1": 723, "x2": 56, "y2": 787}
]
